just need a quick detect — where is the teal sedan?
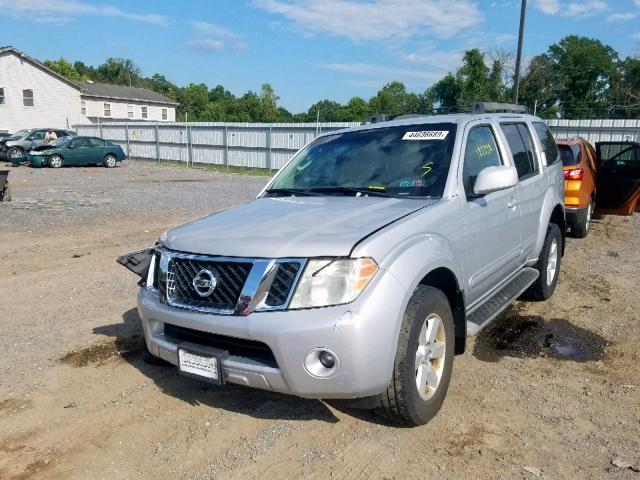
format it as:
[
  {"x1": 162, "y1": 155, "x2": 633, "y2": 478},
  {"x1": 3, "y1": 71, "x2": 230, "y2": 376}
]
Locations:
[{"x1": 24, "y1": 136, "x2": 126, "y2": 168}]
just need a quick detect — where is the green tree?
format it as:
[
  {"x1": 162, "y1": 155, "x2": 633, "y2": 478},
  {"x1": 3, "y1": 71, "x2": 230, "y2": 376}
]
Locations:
[
  {"x1": 337, "y1": 97, "x2": 372, "y2": 121},
  {"x1": 368, "y1": 81, "x2": 420, "y2": 115},
  {"x1": 43, "y1": 58, "x2": 81, "y2": 80},
  {"x1": 259, "y1": 83, "x2": 280, "y2": 122},
  {"x1": 428, "y1": 73, "x2": 461, "y2": 111},
  {"x1": 547, "y1": 35, "x2": 618, "y2": 118},
  {"x1": 519, "y1": 54, "x2": 560, "y2": 118},
  {"x1": 176, "y1": 83, "x2": 209, "y2": 120},
  {"x1": 96, "y1": 58, "x2": 141, "y2": 86},
  {"x1": 306, "y1": 100, "x2": 342, "y2": 122}
]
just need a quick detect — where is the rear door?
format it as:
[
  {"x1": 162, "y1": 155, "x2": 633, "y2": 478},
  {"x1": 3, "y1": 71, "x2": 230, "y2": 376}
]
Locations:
[{"x1": 595, "y1": 142, "x2": 640, "y2": 215}]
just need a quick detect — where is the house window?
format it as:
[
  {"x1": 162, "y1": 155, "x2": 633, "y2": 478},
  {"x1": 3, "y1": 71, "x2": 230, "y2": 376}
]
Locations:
[
  {"x1": 81, "y1": 100, "x2": 86, "y2": 115},
  {"x1": 23, "y1": 89, "x2": 34, "y2": 106},
  {"x1": 162, "y1": 108, "x2": 167, "y2": 120},
  {"x1": 141, "y1": 106, "x2": 148, "y2": 119},
  {"x1": 104, "y1": 103, "x2": 111, "y2": 117},
  {"x1": 127, "y1": 104, "x2": 134, "y2": 118},
  {"x1": 0, "y1": 88, "x2": 5, "y2": 105}
]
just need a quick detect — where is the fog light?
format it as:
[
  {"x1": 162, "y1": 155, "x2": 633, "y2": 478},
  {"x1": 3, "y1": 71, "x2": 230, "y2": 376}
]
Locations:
[
  {"x1": 319, "y1": 350, "x2": 335, "y2": 368},
  {"x1": 304, "y1": 348, "x2": 339, "y2": 378}
]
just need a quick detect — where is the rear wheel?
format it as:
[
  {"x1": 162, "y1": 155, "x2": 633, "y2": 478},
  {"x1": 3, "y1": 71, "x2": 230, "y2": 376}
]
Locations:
[
  {"x1": 104, "y1": 154, "x2": 117, "y2": 168},
  {"x1": 522, "y1": 223, "x2": 562, "y2": 301},
  {"x1": 571, "y1": 201, "x2": 592, "y2": 238},
  {"x1": 375, "y1": 285, "x2": 454, "y2": 426},
  {"x1": 48, "y1": 154, "x2": 63, "y2": 168}
]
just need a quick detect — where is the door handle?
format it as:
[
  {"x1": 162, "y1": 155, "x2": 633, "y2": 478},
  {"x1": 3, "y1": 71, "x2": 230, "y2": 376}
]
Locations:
[{"x1": 507, "y1": 199, "x2": 517, "y2": 209}]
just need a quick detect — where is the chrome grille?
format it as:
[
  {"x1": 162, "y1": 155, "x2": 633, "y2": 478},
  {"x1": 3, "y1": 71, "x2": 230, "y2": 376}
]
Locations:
[
  {"x1": 166, "y1": 258, "x2": 252, "y2": 311},
  {"x1": 265, "y1": 262, "x2": 301, "y2": 307}
]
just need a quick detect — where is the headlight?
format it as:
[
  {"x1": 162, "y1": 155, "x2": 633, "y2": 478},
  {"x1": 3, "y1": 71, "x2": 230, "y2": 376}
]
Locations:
[{"x1": 289, "y1": 258, "x2": 378, "y2": 309}]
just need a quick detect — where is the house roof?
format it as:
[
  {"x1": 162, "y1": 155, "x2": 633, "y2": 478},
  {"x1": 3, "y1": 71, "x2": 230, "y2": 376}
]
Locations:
[
  {"x1": 72, "y1": 81, "x2": 178, "y2": 106},
  {"x1": 0, "y1": 46, "x2": 178, "y2": 106}
]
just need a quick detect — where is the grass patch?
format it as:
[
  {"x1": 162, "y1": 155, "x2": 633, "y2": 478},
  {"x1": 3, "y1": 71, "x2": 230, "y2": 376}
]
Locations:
[{"x1": 131, "y1": 158, "x2": 274, "y2": 177}]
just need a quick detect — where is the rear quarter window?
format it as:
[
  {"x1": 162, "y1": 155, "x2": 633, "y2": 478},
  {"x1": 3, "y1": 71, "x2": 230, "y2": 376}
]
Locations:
[{"x1": 532, "y1": 122, "x2": 560, "y2": 165}]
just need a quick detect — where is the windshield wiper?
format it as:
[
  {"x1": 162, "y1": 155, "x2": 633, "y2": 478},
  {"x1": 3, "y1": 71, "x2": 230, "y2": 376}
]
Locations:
[
  {"x1": 265, "y1": 188, "x2": 314, "y2": 197},
  {"x1": 307, "y1": 186, "x2": 395, "y2": 198}
]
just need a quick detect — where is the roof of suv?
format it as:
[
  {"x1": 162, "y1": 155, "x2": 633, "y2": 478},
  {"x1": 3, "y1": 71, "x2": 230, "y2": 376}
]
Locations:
[{"x1": 337, "y1": 113, "x2": 544, "y2": 136}]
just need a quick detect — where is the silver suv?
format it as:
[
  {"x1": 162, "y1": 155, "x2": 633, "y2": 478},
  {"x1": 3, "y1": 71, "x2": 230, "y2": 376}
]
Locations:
[{"x1": 121, "y1": 110, "x2": 565, "y2": 426}]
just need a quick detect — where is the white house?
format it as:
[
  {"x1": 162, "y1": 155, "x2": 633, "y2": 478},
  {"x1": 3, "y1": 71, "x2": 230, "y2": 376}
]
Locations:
[{"x1": 0, "y1": 46, "x2": 178, "y2": 133}]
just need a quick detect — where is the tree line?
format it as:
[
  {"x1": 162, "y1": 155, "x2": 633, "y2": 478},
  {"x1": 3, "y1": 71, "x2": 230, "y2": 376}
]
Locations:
[{"x1": 43, "y1": 35, "x2": 640, "y2": 122}]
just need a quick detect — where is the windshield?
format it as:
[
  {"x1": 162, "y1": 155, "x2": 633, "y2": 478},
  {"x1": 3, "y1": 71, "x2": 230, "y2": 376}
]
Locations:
[
  {"x1": 7, "y1": 129, "x2": 32, "y2": 140},
  {"x1": 558, "y1": 144, "x2": 581, "y2": 166},
  {"x1": 268, "y1": 123, "x2": 457, "y2": 198}
]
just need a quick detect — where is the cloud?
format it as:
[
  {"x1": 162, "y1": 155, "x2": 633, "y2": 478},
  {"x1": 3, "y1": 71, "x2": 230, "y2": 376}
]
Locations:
[
  {"x1": 532, "y1": 0, "x2": 609, "y2": 17},
  {"x1": 565, "y1": 0, "x2": 608, "y2": 17},
  {"x1": 183, "y1": 21, "x2": 247, "y2": 53},
  {"x1": 531, "y1": 0, "x2": 560, "y2": 14},
  {"x1": 0, "y1": 0, "x2": 167, "y2": 25},
  {"x1": 606, "y1": 11, "x2": 637, "y2": 22},
  {"x1": 632, "y1": 32, "x2": 640, "y2": 40},
  {"x1": 254, "y1": 0, "x2": 484, "y2": 42},
  {"x1": 402, "y1": 49, "x2": 464, "y2": 72},
  {"x1": 317, "y1": 62, "x2": 445, "y2": 90}
]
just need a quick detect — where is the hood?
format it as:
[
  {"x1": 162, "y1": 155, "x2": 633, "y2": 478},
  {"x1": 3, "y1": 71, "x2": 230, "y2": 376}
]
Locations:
[{"x1": 161, "y1": 196, "x2": 438, "y2": 258}]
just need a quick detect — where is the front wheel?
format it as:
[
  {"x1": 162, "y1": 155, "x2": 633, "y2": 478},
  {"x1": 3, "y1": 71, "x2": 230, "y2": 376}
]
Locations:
[
  {"x1": 375, "y1": 285, "x2": 454, "y2": 426},
  {"x1": 104, "y1": 154, "x2": 117, "y2": 168},
  {"x1": 7, "y1": 147, "x2": 23, "y2": 160},
  {"x1": 48, "y1": 154, "x2": 63, "y2": 168},
  {"x1": 522, "y1": 223, "x2": 562, "y2": 301}
]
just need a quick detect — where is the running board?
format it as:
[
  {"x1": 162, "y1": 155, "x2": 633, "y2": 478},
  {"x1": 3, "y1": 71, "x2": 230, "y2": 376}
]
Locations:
[{"x1": 466, "y1": 267, "x2": 539, "y2": 336}]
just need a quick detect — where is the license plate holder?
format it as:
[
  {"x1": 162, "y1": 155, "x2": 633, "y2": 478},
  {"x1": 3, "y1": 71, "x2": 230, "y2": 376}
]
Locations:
[{"x1": 177, "y1": 342, "x2": 228, "y2": 385}]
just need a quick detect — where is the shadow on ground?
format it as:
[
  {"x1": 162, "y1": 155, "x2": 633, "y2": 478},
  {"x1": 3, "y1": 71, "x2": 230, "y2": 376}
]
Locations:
[
  {"x1": 473, "y1": 305, "x2": 608, "y2": 363},
  {"x1": 90, "y1": 309, "x2": 340, "y2": 424}
]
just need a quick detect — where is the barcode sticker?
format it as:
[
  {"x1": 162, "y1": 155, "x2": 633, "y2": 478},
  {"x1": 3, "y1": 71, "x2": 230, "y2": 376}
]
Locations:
[{"x1": 402, "y1": 131, "x2": 449, "y2": 140}]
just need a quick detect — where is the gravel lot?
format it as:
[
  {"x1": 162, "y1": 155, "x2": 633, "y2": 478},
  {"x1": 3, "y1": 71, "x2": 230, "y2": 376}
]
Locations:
[{"x1": 0, "y1": 161, "x2": 639, "y2": 479}]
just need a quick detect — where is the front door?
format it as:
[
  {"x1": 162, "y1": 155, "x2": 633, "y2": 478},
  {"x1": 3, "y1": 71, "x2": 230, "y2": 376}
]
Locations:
[
  {"x1": 595, "y1": 142, "x2": 640, "y2": 216},
  {"x1": 461, "y1": 122, "x2": 522, "y2": 307}
]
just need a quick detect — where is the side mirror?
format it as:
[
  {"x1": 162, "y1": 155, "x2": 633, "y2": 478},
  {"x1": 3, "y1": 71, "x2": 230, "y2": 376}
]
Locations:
[{"x1": 473, "y1": 165, "x2": 518, "y2": 195}]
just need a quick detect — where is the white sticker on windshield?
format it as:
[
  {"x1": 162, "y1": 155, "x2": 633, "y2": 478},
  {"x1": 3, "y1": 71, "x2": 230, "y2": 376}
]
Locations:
[{"x1": 402, "y1": 131, "x2": 449, "y2": 140}]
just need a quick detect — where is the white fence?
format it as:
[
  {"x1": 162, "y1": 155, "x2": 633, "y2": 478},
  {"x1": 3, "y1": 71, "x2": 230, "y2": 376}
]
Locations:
[
  {"x1": 547, "y1": 119, "x2": 640, "y2": 145},
  {"x1": 73, "y1": 119, "x2": 640, "y2": 170},
  {"x1": 74, "y1": 122, "x2": 358, "y2": 170}
]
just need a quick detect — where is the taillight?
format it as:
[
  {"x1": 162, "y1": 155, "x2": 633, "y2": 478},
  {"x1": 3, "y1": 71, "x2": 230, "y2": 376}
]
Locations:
[{"x1": 564, "y1": 168, "x2": 583, "y2": 181}]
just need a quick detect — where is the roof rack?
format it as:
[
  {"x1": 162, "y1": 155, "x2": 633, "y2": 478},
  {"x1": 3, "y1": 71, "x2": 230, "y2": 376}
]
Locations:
[{"x1": 470, "y1": 102, "x2": 527, "y2": 114}]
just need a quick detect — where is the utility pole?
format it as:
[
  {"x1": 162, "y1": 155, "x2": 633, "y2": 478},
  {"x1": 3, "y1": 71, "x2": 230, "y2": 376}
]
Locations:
[{"x1": 513, "y1": 0, "x2": 527, "y2": 104}]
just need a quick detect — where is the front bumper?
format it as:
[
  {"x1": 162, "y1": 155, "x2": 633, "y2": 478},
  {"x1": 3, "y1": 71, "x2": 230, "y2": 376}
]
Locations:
[
  {"x1": 25, "y1": 155, "x2": 46, "y2": 167},
  {"x1": 137, "y1": 269, "x2": 407, "y2": 399}
]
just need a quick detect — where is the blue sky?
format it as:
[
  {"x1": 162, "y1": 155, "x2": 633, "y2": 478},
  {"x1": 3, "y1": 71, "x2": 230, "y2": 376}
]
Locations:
[{"x1": 2, "y1": 0, "x2": 639, "y2": 112}]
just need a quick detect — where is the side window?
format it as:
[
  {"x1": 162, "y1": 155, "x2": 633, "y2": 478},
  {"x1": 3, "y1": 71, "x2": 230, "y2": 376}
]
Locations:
[
  {"x1": 0, "y1": 87, "x2": 5, "y2": 104},
  {"x1": 72, "y1": 138, "x2": 89, "y2": 148},
  {"x1": 462, "y1": 125, "x2": 503, "y2": 195},
  {"x1": 501, "y1": 123, "x2": 539, "y2": 180},
  {"x1": 532, "y1": 122, "x2": 559, "y2": 165},
  {"x1": 55, "y1": 130, "x2": 67, "y2": 138},
  {"x1": 88, "y1": 138, "x2": 104, "y2": 147}
]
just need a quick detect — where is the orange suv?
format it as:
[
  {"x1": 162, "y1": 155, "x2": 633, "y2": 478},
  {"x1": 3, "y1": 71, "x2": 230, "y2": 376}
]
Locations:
[{"x1": 557, "y1": 138, "x2": 597, "y2": 237}]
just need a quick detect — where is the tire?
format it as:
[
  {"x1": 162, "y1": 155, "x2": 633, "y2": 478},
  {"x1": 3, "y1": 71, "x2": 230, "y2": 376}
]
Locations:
[
  {"x1": 48, "y1": 154, "x2": 63, "y2": 168},
  {"x1": 522, "y1": 223, "x2": 562, "y2": 301},
  {"x1": 570, "y1": 201, "x2": 592, "y2": 238},
  {"x1": 375, "y1": 285, "x2": 455, "y2": 426},
  {"x1": 7, "y1": 147, "x2": 23, "y2": 160},
  {"x1": 104, "y1": 154, "x2": 117, "y2": 168}
]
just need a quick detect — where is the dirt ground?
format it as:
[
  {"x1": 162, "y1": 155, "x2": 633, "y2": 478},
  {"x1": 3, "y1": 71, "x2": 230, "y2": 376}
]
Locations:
[{"x1": 0, "y1": 161, "x2": 639, "y2": 480}]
